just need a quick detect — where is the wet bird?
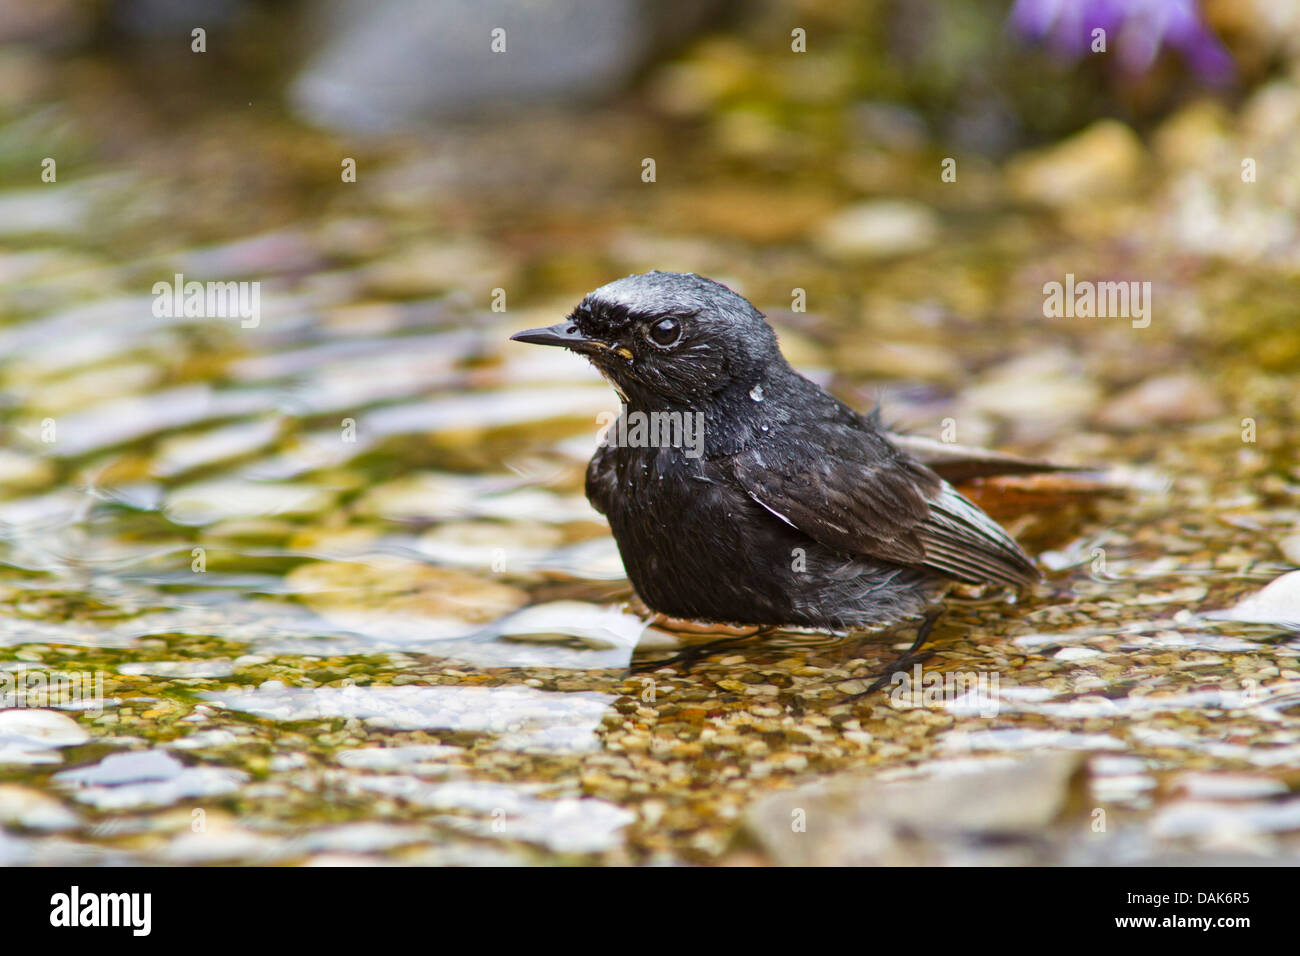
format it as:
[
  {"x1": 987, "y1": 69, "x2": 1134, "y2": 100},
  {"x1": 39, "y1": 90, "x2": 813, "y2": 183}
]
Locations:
[{"x1": 510, "y1": 271, "x2": 1041, "y2": 629}]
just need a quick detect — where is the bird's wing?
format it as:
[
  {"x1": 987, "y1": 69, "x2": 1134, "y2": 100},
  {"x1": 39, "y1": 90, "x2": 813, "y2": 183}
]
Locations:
[
  {"x1": 885, "y1": 432, "x2": 1076, "y2": 483},
  {"x1": 727, "y1": 422, "x2": 1039, "y2": 588},
  {"x1": 585, "y1": 440, "x2": 618, "y2": 516}
]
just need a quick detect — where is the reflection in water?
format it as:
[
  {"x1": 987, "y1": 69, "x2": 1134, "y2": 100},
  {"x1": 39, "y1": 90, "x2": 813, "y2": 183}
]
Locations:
[
  {"x1": 54, "y1": 749, "x2": 248, "y2": 810},
  {"x1": 350, "y1": 777, "x2": 635, "y2": 854},
  {"x1": 205, "y1": 683, "x2": 617, "y2": 752}
]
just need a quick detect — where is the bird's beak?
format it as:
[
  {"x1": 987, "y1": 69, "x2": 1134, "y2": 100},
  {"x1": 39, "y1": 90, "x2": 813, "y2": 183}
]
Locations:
[
  {"x1": 509, "y1": 321, "x2": 630, "y2": 360},
  {"x1": 509, "y1": 321, "x2": 591, "y2": 349}
]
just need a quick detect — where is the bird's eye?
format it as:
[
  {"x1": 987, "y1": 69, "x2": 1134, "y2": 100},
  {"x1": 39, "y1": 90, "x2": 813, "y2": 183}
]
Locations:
[{"x1": 646, "y1": 316, "x2": 682, "y2": 347}]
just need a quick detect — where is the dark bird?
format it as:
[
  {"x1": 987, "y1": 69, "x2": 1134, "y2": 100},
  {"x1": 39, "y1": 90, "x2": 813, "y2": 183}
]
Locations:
[{"x1": 510, "y1": 271, "x2": 1041, "y2": 630}]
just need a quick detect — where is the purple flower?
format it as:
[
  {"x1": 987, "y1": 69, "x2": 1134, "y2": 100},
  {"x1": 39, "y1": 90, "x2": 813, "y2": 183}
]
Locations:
[{"x1": 1010, "y1": 0, "x2": 1234, "y2": 82}]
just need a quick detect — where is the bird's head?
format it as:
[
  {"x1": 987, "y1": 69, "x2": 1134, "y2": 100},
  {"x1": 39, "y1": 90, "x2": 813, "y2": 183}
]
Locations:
[{"x1": 510, "y1": 271, "x2": 779, "y2": 407}]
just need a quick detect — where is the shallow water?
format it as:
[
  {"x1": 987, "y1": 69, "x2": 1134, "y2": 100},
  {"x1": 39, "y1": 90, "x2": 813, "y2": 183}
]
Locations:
[{"x1": 1, "y1": 38, "x2": 1299, "y2": 865}]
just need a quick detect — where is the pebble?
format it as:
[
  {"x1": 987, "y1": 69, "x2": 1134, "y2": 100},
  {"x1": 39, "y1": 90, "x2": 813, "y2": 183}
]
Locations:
[
  {"x1": 813, "y1": 199, "x2": 940, "y2": 259},
  {"x1": 0, "y1": 710, "x2": 89, "y2": 765},
  {"x1": 1095, "y1": 374, "x2": 1223, "y2": 430},
  {"x1": 1006, "y1": 120, "x2": 1146, "y2": 207},
  {"x1": 0, "y1": 785, "x2": 80, "y2": 831}
]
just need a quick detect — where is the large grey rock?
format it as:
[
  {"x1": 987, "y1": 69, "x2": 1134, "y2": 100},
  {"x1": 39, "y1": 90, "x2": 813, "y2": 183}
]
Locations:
[
  {"x1": 743, "y1": 753, "x2": 1088, "y2": 866},
  {"x1": 290, "y1": 0, "x2": 726, "y2": 132}
]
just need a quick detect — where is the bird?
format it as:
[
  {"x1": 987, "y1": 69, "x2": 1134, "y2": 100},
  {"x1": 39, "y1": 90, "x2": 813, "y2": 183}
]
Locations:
[{"x1": 510, "y1": 271, "x2": 1041, "y2": 630}]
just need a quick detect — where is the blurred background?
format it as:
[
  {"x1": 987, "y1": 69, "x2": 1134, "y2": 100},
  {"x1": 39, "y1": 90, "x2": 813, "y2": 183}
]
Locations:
[{"x1": 0, "y1": 0, "x2": 1298, "y2": 866}]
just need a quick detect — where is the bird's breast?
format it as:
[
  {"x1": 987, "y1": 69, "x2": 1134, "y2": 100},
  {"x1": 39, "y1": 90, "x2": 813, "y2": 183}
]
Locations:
[{"x1": 597, "y1": 442, "x2": 803, "y2": 618}]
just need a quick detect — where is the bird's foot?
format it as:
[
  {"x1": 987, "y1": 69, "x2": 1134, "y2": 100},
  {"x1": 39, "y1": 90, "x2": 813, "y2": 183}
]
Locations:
[
  {"x1": 841, "y1": 610, "x2": 942, "y2": 700},
  {"x1": 628, "y1": 627, "x2": 776, "y2": 675}
]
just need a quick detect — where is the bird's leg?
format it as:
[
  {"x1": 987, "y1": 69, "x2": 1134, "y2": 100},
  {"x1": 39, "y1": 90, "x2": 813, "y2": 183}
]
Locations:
[
  {"x1": 843, "y1": 610, "x2": 942, "y2": 700},
  {"x1": 628, "y1": 626, "x2": 776, "y2": 675}
]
